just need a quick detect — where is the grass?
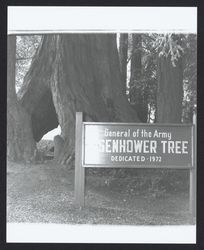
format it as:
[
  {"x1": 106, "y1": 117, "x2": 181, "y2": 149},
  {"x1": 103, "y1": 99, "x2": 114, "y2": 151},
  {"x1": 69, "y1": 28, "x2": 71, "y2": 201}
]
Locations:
[{"x1": 7, "y1": 160, "x2": 195, "y2": 225}]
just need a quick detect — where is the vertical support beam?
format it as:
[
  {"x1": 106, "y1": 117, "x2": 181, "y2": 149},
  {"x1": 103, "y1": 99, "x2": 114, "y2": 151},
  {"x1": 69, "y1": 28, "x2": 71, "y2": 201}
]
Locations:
[
  {"x1": 189, "y1": 113, "x2": 196, "y2": 216},
  {"x1": 74, "y1": 112, "x2": 85, "y2": 207}
]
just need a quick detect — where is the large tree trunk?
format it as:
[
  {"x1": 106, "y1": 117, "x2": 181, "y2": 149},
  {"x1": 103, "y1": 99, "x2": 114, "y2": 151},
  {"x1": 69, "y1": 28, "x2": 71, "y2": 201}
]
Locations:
[
  {"x1": 119, "y1": 33, "x2": 128, "y2": 92},
  {"x1": 20, "y1": 34, "x2": 139, "y2": 165},
  {"x1": 129, "y1": 34, "x2": 148, "y2": 122},
  {"x1": 156, "y1": 54, "x2": 183, "y2": 123},
  {"x1": 7, "y1": 35, "x2": 36, "y2": 162}
]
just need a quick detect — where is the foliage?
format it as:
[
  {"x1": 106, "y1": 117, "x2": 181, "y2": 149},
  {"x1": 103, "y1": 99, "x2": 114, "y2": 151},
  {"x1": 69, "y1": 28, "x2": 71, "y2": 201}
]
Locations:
[
  {"x1": 126, "y1": 33, "x2": 158, "y2": 122},
  {"x1": 153, "y1": 33, "x2": 184, "y2": 67},
  {"x1": 140, "y1": 34, "x2": 158, "y2": 122},
  {"x1": 182, "y1": 34, "x2": 197, "y2": 123},
  {"x1": 16, "y1": 35, "x2": 42, "y2": 93},
  {"x1": 121, "y1": 33, "x2": 197, "y2": 123}
]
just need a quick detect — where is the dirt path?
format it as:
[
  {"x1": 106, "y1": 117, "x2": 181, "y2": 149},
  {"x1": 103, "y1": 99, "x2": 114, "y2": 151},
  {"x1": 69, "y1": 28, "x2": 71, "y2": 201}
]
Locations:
[{"x1": 7, "y1": 161, "x2": 195, "y2": 225}]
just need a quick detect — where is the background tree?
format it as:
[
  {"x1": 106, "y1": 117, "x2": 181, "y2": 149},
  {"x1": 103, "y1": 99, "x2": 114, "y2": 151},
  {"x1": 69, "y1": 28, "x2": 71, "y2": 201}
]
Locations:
[
  {"x1": 7, "y1": 35, "x2": 36, "y2": 162},
  {"x1": 129, "y1": 34, "x2": 144, "y2": 120},
  {"x1": 182, "y1": 34, "x2": 197, "y2": 123},
  {"x1": 126, "y1": 33, "x2": 196, "y2": 125},
  {"x1": 118, "y1": 33, "x2": 128, "y2": 93},
  {"x1": 141, "y1": 34, "x2": 158, "y2": 123},
  {"x1": 155, "y1": 34, "x2": 184, "y2": 123},
  {"x1": 129, "y1": 34, "x2": 156, "y2": 123}
]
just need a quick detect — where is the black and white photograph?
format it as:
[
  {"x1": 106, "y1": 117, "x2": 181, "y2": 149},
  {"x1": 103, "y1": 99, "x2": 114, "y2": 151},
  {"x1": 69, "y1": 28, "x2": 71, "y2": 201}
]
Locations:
[{"x1": 6, "y1": 6, "x2": 197, "y2": 243}]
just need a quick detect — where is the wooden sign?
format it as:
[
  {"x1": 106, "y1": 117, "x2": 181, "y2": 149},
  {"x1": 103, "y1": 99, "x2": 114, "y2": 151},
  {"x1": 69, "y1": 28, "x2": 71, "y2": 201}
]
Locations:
[
  {"x1": 83, "y1": 123, "x2": 193, "y2": 168},
  {"x1": 75, "y1": 112, "x2": 196, "y2": 217}
]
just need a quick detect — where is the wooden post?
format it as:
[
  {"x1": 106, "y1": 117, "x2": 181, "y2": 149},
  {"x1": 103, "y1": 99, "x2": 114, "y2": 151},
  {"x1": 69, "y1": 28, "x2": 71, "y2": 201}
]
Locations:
[
  {"x1": 189, "y1": 112, "x2": 196, "y2": 216},
  {"x1": 74, "y1": 112, "x2": 85, "y2": 207}
]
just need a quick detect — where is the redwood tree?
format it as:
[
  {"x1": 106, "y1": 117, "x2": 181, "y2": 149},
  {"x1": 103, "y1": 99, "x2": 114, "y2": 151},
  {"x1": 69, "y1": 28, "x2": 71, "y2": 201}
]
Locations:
[{"x1": 18, "y1": 34, "x2": 139, "y2": 165}]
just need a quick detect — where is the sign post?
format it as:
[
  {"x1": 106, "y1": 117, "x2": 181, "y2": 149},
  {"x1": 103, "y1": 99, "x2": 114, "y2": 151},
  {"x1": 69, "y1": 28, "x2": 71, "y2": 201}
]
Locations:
[
  {"x1": 189, "y1": 113, "x2": 196, "y2": 216},
  {"x1": 74, "y1": 112, "x2": 85, "y2": 207}
]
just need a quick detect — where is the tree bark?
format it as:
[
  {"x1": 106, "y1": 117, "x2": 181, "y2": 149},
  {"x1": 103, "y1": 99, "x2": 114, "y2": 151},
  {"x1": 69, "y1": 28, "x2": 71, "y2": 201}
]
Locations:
[
  {"x1": 129, "y1": 34, "x2": 148, "y2": 122},
  {"x1": 119, "y1": 33, "x2": 128, "y2": 92},
  {"x1": 156, "y1": 54, "x2": 183, "y2": 123},
  {"x1": 20, "y1": 34, "x2": 139, "y2": 165},
  {"x1": 7, "y1": 35, "x2": 36, "y2": 162}
]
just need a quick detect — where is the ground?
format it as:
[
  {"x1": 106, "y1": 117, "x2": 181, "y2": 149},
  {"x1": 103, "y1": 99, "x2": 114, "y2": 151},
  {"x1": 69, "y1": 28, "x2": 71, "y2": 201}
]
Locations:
[{"x1": 7, "y1": 160, "x2": 195, "y2": 225}]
